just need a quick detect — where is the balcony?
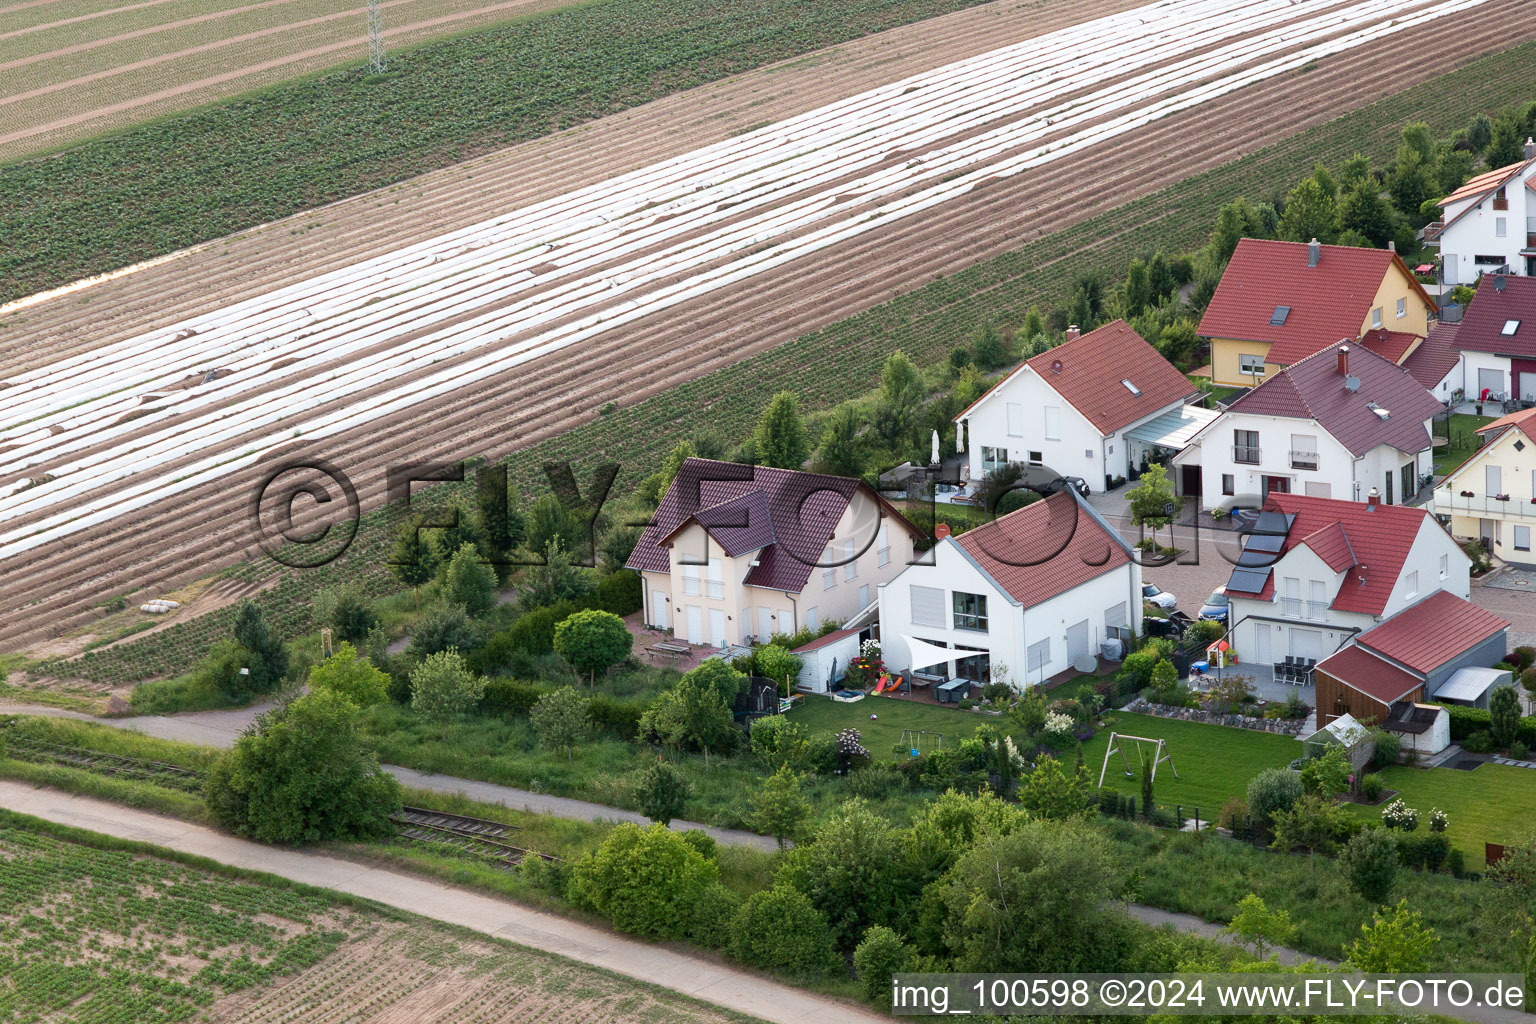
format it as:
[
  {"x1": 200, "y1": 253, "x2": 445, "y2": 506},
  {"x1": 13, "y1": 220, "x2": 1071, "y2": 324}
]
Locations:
[
  {"x1": 1280, "y1": 597, "x2": 1302, "y2": 618},
  {"x1": 1526, "y1": 232, "x2": 1536, "y2": 250},
  {"x1": 1289, "y1": 450, "x2": 1319, "y2": 471},
  {"x1": 1307, "y1": 600, "x2": 1329, "y2": 621},
  {"x1": 1280, "y1": 597, "x2": 1330, "y2": 621},
  {"x1": 1494, "y1": 198, "x2": 1510, "y2": 211},
  {"x1": 1232, "y1": 444, "x2": 1262, "y2": 465},
  {"x1": 1434, "y1": 488, "x2": 1536, "y2": 520},
  {"x1": 1422, "y1": 220, "x2": 1444, "y2": 242}
]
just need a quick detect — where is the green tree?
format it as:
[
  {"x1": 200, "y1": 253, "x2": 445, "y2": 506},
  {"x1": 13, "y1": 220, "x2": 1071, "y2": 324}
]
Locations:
[
  {"x1": 443, "y1": 541, "x2": 498, "y2": 616},
  {"x1": 1300, "y1": 745, "x2": 1351, "y2": 797},
  {"x1": 728, "y1": 886, "x2": 837, "y2": 975},
  {"x1": 971, "y1": 320, "x2": 1008, "y2": 369},
  {"x1": 552, "y1": 609, "x2": 632, "y2": 685},
  {"x1": 935, "y1": 819, "x2": 1119, "y2": 971},
  {"x1": 1340, "y1": 828, "x2": 1399, "y2": 903},
  {"x1": 1336, "y1": 180, "x2": 1398, "y2": 247},
  {"x1": 874, "y1": 351, "x2": 926, "y2": 451},
  {"x1": 473, "y1": 463, "x2": 523, "y2": 583},
  {"x1": 568, "y1": 822, "x2": 719, "y2": 940},
  {"x1": 524, "y1": 494, "x2": 585, "y2": 560},
  {"x1": 1155, "y1": 320, "x2": 1199, "y2": 366},
  {"x1": 854, "y1": 926, "x2": 915, "y2": 1006},
  {"x1": 408, "y1": 601, "x2": 483, "y2": 660},
  {"x1": 754, "y1": 391, "x2": 810, "y2": 469},
  {"x1": 1207, "y1": 197, "x2": 1264, "y2": 264},
  {"x1": 388, "y1": 516, "x2": 435, "y2": 597},
  {"x1": 1246, "y1": 767, "x2": 1304, "y2": 827},
  {"x1": 204, "y1": 689, "x2": 401, "y2": 845},
  {"x1": 634, "y1": 758, "x2": 692, "y2": 826},
  {"x1": 749, "y1": 715, "x2": 809, "y2": 771},
  {"x1": 1127, "y1": 462, "x2": 1181, "y2": 538},
  {"x1": 409, "y1": 649, "x2": 485, "y2": 730},
  {"x1": 1020, "y1": 306, "x2": 1045, "y2": 340},
  {"x1": 232, "y1": 599, "x2": 287, "y2": 689},
  {"x1": 195, "y1": 638, "x2": 260, "y2": 701},
  {"x1": 1491, "y1": 685, "x2": 1521, "y2": 750},
  {"x1": 1278, "y1": 177, "x2": 1337, "y2": 243},
  {"x1": 1487, "y1": 116, "x2": 1526, "y2": 168},
  {"x1": 1347, "y1": 899, "x2": 1438, "y2": 972},
  {"x1": 1271, "y1": 794, "x2": 1345, "y2": 867},
  {"x1": 1020, "y1": 754, "x2": 1092, "y2": 820},
  {"x1": 522, "y1": 538, "x2": 594, "y2": 608},
  {"x1": 1466, "y1": 112, "x2": 1494, "y2": 155},
  {"x1": 681, "y1": 658, "x2": 745, "y2": 709},
  {"x1": 312, "y1": 584, "x2": 377, "y2": 643},
  {"x1": 307, "y1": 642, "x2": 390, "y2": 709},
  {"x1": 1124, "y1": 259, "x2": 1152, "y2": 316},
  {"x1": 1311, "y1": 160, "x2": 1338, "y2": 199},
  {"x1": 814, "y1": 402, "x2": 865, "y2": 477},
  {"x1": 637, "y1": 671, "x2": 734, "y2": 768},
  {"x1": 530, "y1": 686, "x2": 590, "y2": 760},
  {"x1": 753, "y1": 764, "x2": 810, "y2": 849},
  {"x1": 777, "y1": 799, "x2": 909, "y2": 947},
  {"x1": 756, "y1": 643, "x2": 803, "y2": 692},
  {"x1": 1225, "y1": 893, "x2": 1296, "y2": 960}
]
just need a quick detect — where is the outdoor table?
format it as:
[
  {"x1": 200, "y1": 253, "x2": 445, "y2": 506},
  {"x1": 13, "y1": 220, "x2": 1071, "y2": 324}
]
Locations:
[
  {"x1": 935, "y1": 678, "x2": 969, "y2": 704},
  {"x1": 647, "y1": 641, "x2": 691, "y2": 664}
]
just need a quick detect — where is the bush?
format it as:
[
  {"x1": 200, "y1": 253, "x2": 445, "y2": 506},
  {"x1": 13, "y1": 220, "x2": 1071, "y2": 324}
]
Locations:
[
  {"x1": 1360, "y1": 773, "x2": 1385, "y2": 802},
  {"x1": 568, "y1": 823, "x2": 718, "y2": 940},
  {"x1": 478, "y1": 677, "x2": 548, "y2": 715},
  {"x1": 530, "y1": 686, "x2": 591, "y2": 760},
  {"x1": 204, "y1": 689, "x2": 401, "y2": 844},
  {"x1": 1246, "y1": 767, "x2": 1304, "y2": 826},
  {"x1": 506, "y1": 601, "x2": 585, "y2": 657},
  {"x1": 633, "y1": 759, "x2": 691, "y2": 826},
  {"x1": 519, "y1": 852, "x2": 572, "y2": 898},
  {"x1": 307, "y1": 642, "x2": 391, "y2": 709},
  {"x1": 592, "y1": 569, "x2": 643, "y2": 616},
  {"x1": 410, "y1": 650, "x2": 486, "y2": 725},
  {"x1": 1511, "y1": 741, "x2": 1529, "y2": 761},
  {"x1": 1398, "y1": 831, "x2": 1451, "y2": 873},
  {"x1": 409, "y1": 602, "x2": 485, "y2": 659},
  {"x1": 1462, "y1": 730, "x2": 1494, "y2": 754},
  {"x1": 750, "y1": 714, "x2": 809, "y2": 770},
  {"x1": 553, "y1": 609, "x2": 633, "y2": 683},
  {"x1": 442, "y1": 542, "x2": 499, "y2": 616},
  {"x1": 688, "y1": 882, "x2": 739, "y2": 949},
  {"x1": 1490, "y1": 685, "x2": 1521, "y2": 750},
  {"x1": 1368, "y1": 730, "x2": 1399, "y2": 770},
  {"x1": 727, "y1": 886, "x2": 838, "y2": 975},
  {"x1": 193, "y1": 638, "x2": 261, "y2": 702},
  {"x1": 312, "y1": 584, "x2": 378, "y2": 643},
  {"x1": 848, "y1": 763, "x2": 901, "y2": 801},
  {"x1": 854, "y1": 926, "x2": 915, "y2": 1006},
  {"x1": 232, "y1": 600, "x2": 288, "y2": 690},
  {"x1": 755, "y1": 644, "x2": 803, "y2": 692},
  {"x1": 1382, "y1": 799, "x2": 1419, "y2": 831},
  {"x1": 1218, "y1": 798, "x2": 1248, "y2": 833},
  {"x1": 1124, "y1": 640, "x2": 1172, "y2": 686},
  {"x1": 1341, "y1": 828, "x2": 1399, "y2": 902},
  {"x1": 588, "y1": 694, "x2": 649, "y2": 740}
]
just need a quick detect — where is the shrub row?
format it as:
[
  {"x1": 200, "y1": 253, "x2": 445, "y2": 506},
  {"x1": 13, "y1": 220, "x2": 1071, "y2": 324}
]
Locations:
[
  {"x1": 478, "y1": 677, "x2": 648, "y2": 739},
  {"x1": 1434, "y1": 702, "x2": 1536, "y2": 746}
]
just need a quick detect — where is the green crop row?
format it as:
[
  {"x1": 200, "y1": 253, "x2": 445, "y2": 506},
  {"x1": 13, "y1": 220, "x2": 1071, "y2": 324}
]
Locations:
[
  {"x1": 0, "y1": 0, "x2": 999, "y2": 305},
  {"x1": 46, "y1": 41, "x2": 1536, "y2": 685}
]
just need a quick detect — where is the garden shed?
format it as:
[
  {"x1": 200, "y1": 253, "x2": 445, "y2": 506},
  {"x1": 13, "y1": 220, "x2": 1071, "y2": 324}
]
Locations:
[
  {"x1": 791, "y1": 628, "x2": 863, "y2": 693},
  {"x1": 1380, "y1": 701, "x2": 1450, "y2": 756}
]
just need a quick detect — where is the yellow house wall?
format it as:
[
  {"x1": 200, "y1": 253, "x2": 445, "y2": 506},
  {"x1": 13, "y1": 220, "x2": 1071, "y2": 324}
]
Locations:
[
  {"x1": 1360, "y1": 264, "x2": 1431, "y2": 340},
  {"x1": 1209, "y1": 337, "x2": 1284, "y2": 387}
]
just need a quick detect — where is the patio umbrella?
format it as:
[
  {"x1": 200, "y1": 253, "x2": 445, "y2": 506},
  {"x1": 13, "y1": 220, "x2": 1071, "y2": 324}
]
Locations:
[
  {"x1": 931, "y1": 429, "x2": 940, "y2": 465},
  {"x1": 956, "y1": 419, "x2": 965, "y2": 453}
]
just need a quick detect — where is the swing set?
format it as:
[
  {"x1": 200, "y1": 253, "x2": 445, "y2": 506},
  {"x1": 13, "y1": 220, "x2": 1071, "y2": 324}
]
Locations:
[
  {"x1": 895, "y1": 728, "x2": 943, "y2": 760},
  {"x1": 1097, "y1": 733, "x2": 1179, "y2": 788}
]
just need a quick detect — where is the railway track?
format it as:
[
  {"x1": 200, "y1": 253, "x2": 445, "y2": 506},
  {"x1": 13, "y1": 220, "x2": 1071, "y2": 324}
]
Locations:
[
  {"x1": 391, "y1": 805, "x2": 558, "y2": 867},
  {"x1": 2, "y1": 731, "x2": 207, "y2": 793}
]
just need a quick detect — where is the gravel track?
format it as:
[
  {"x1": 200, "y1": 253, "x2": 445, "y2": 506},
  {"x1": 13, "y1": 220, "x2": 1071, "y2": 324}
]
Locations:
[{"x1": 2, "y1": 0, "x2": 1532, "y2": 650}]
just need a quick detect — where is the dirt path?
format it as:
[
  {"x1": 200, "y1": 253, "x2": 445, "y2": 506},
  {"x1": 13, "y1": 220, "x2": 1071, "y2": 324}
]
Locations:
[
  {"x1": 3, "y1": 2, "x2": 1534, "y2": 648},
  {"x1": 0, "y1": 780, "x2": 877, "y2": 1024}
]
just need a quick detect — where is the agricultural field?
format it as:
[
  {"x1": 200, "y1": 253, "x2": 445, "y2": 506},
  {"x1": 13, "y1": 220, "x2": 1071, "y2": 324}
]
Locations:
[
  {"x1": 0, "y1": 819, "x2": 759, "y2": 1024},
  {"x1": 6, "y1": 0, "x2": 1535, "y2": 658},
  {"x1": 0, "y1": 0, "x2": 579, "y2": 162}
]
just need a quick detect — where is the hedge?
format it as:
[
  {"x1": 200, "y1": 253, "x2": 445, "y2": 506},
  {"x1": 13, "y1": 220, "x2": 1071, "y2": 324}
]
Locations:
[
  {"x1": 479, "y1": 678, "x2": 551, "y2": 716},
  {"x1": 478, "y1": 677, "x2": 648, "y2": 739},
  {"x1": 1433, "y1": 702, "x2": 1536, "y2": 747}
]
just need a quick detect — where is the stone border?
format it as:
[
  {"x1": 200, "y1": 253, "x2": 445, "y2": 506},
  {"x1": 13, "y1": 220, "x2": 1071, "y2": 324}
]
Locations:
[{"x1": 1125, "y1": 698, "x2": 1309, "y2": 736}]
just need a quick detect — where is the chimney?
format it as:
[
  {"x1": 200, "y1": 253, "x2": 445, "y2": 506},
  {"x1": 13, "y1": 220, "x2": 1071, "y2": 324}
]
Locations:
[
  {"x1": 1307, "y1": 238, "x2": 1321, "y2": 267},
  {"x1": 1527, "y1": 137, "x2": 1535, "y2": 161},
  {"x1": 1367, "y1": 487, "x2": 1381, "y2": 506},
  {"x1": 1387, "y1": 240, "x2": 1395, "y2": 253},
  {"x1": 1065, "y1": 325, "x2": 1080, "y2": 342},
  {"x1": 1337, "y1": 344, "x2": 1350, "y2": 377},
  {"x1": 935, "y1": 522, "x2": 952, "y2": 539}
]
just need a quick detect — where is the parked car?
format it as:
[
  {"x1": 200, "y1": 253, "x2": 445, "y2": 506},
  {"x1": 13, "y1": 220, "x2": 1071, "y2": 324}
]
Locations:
[
  {"x1": 1144, "y1": 610, "x2": 1192, "y2": 638},
  {"x1": 1016, "y1": 466, "x2": 1091, "y2": 498},
  {"x1": 1142, "y1": 582, "x2": 1177, "y2": 610},
  {"x1": 1198, "y1": 586, "x2": 1229, "y2": 622}
]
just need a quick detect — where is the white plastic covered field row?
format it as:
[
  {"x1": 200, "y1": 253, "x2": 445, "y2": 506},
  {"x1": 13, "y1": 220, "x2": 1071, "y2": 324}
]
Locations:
[{"x1": 0, "y1": 0, "x2": 1493, "y2": 557}]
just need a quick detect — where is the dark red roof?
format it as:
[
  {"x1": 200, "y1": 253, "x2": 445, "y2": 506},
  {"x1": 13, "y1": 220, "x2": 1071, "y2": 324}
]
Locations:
[
  {"x1": 1401, "y1": 320, "x2": 1460, "y2": 390},
  {"x1": 1478, "y1": 406, "x2": 1536, "y2": 437},
  {"x1": 627, "y1": 458, "x2": 917, "y2": 593},
  {"x1": 791, "y1": 627, "x2": 859, "y2": 653},
  {"x1": 1355, "y1": 591, "x2": 1509, "y2": 675},
  {"x1": 1241, "y1": 493, "x2": 1436, "y2": 615},
  {"x1": 1454, "y1": 274, "x2": 1536, "y2": 359},
  {"x1": 953, "y1": 491, "x2": 1130, "y2": 608},
  {"x1": 956, "y1": 320, "x2": 1197, "y2": 435},
  {"x1": 1298, "y1": 521, "x2": 1356, "y2": 572},
  {"x1": 1222, "y1": 343, "x2": 1440, "y2": 457},
  {"x1": 1360, "y1": 328, "x2": 1420, "y2": 364},
  {"x1": 1198, "y1": 238, "x2": 1434, "y2": 365},
  {"x1": 1317, "y1": 645, "x2": 1424, "y2": 706}
]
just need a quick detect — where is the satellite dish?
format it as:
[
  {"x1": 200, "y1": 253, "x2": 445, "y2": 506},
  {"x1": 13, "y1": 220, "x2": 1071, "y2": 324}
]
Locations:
[
  {"x1": 1344, "y1": 375, "x2": 1361, "y2": 392},
  {"x1": 1073, "y1": 653, "x2": 1097, "y2": 673},
  {"x1": 1050, "y1": 359, "x2": 1064, "y2": 375}
]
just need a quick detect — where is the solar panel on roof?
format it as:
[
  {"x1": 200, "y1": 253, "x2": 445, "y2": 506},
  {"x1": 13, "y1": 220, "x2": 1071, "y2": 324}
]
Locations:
[
  {"x1": 1243, "y1": 532, "x2": 1285, "y2": 554},
  {"x1": 1255, "y1": 511, "x2": 1292, "y2": 535},
  {"x1": 1226, "y1": 566, "x2": 1273, "y2": 593},
  {"x1": 1238, "y1": 548, "x2": 1279, "y2": 567},
  {"x1": 1270, "y1": 305, "x2": 1291, "y2": 326}
]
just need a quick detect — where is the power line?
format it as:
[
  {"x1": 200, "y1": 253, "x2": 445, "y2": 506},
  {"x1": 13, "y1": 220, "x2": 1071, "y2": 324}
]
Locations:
[{"x1": 367, "y1": 0, "x2": 386, "y2": 75}]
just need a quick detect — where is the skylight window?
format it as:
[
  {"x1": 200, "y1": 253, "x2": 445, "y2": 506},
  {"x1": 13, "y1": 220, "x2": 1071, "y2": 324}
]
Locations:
[
  {"x1": 1270, "y1": 305, "x2": 1291, "y2": 326},
  {"x1": 1503, "y1": 319, "x2": 1521, "y2": 336},
  {"x1": 1121, "y1": 379, "x2": 1141, "y2": 396}
]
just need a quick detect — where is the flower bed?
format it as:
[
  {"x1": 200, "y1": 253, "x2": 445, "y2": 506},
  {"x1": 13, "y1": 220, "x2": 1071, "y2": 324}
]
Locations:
[{"x1": 1125, "y1": 698, "x2": 1309, "y2": 736}]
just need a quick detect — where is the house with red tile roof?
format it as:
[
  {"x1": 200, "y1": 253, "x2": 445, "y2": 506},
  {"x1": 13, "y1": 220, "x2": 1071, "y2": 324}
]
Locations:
[
  {"x1": 1198, "y1": 238, "x2": 1436, "y2": 387},
  {"x1": 1432, "y1": 404, "x2": 1536, "y2": 569},
  {"x1": 1401, "y1": 320, "x2": 1463, "y2": 400},
  {"x1": 953, "y1": 320, "x2": 1205, "y2": 495},
  {"x1": 1424, "y1": 139, "x2": 1536, "y2": 283},
  {"x1": 1314, "y1": 591, "x2": 1509, "y2": 729},
  {"x1": 877, "y1": 490, "x2": 1142, "y2": 690},
  {"x1": 627, "y1": 458, "x2": 922, "y2": 648},
  {"x1": 1448, "y1": 272, "x2": 1536, "y2": 404},
  {"x1": 1220, "y1": 492, "x2": 1470, "y2": 686},
  {"x1": 1169, "y1": 342, "x2": 1441, "y2": 509}
]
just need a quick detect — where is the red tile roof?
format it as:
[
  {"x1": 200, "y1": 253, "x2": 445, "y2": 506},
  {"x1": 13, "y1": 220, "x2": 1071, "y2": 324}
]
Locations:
[
  {"x1": 1401, "y1": 320, "x2": 1461, "y2": 390},
  {"x1": 1198, "y1": 239, "x2": 1434, "y2": 365},
  {"x1": 955, "y1": 320, "x2": 1198, "y2": 434},
  {"x1": 1360, "y1": 328, "x2": 1420, "y2": 364},
  {"x1": 1298, "y1": 521, "x2": 1356, "y2": 572},
  {"x1": 628, "y1": 458, "x2": 917, "y2": 593},
  {"x1": 1317, "y1": 645, "x2": 1424, "y2": 706},
  {"x1": 791, "y1": 627, "x2": 859, "y2": 654},
  {"x1": 1239, "y1": 493, "x2": 1436, "y2": 615},
  {"x1": 1440, "y1": 159, "x2": 1529, "y2": 207},
  {"x1": 659, "y1": 489, "x2": 775, "y2": 557},
  {"x1": 1453, "y1": 274, "x2": 1536, "y2": 359},
  {"x1": 952, "y1": 491, "x2": 1130, "y2": 608},
  {"x1": 1478, "y1": 406, "x2": 1536, "y2": 436},
  {"x1": 1355, "y1": 591, "x2": 1509, "y2": 675},
  {"x1": 1222, "y1": 343, "x2": 1440, "y2": 457}
]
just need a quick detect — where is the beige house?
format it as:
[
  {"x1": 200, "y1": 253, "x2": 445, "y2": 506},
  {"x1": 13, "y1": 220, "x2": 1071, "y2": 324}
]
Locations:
[
  {"x1": 1433, "y1": 407, "x2": 1536, "y2": 568},
  {"x1": 627, "y1": 458, "x2": 922, "y2": 647}
]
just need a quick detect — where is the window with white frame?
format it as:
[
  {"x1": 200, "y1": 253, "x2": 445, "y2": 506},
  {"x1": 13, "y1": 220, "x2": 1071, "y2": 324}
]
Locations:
[
  {"x1": 1308, "y1": 579, "x2": 1327, "y2": 620},
  {"x1": 1281, "y1": 576, "x2": 1301, "y2": 617},
  {"x1": 706, "y1": 559, "x2": 724, "y2": 599},
  {"x1": 952, "y1": 591, "x2": 988, "y2": 632},
  {"x1": 858, "y1": 584, "x2": 870, "y2": 608},
  {"x1": 1404, "y1": 570, "x2": 1419, "y2": 598},
  {"x1": 844, "y1": 538, "x2": 857, "y2": 581},
  {"x1": 1028, "y1": 450, "x2": 1043, "y2": 466},
  {"x1": 876, "y1": 524, "x2": 890, "y2": 567},
  {"x1": 682, "y1": 564, "x2": 701, "y2": 596},
  {"x1": 1396, "y1": 297, "x2": 1407, "y2": 318},
  {"x1": 822, "y1": 546, "x2": 836, "y2": 590},
  {"x1": 1007, "y1": 403, "x2": 1024, "y2": 436},
  {"x1": 1497, "y1": 217, "x2": 1508, "y2": 238},
  {"x1": 806, "y1": 606, "x2": 819, "y2": 630},
  {"x1": 1222, "y1": 473, "x2": 1235, "y2": 496},
  {"x1": 1371, "y1": 307, "x2": 1383, "y2": 329},
  {"x1": 981, "y1": 446, "x2": 1008, "y2": 474},
  {"x1": 910, "y1": 585, "x2": 945, "y2": 627},
  {"x1": 1439, "y1": 553, "x2": 1448, "y2": 579},
  {"x1": 1517, "y1": 526, "x2": 1532, "y2": 552},
  {"x1": 1044, "y1": 406, "x2": 1061, "y2": 441},
  {"x1": 1239, "y1": 354, "x2": 1265, "y2": 376}
]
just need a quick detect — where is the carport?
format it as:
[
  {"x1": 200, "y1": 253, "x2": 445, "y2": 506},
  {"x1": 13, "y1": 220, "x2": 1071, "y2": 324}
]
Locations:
[{"x1": 1124, "y1": 404, "x2": 1222, "y2": 493}]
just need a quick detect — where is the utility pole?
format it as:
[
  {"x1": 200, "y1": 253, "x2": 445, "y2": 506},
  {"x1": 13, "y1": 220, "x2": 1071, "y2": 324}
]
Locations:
[{"x1": 367, "y1": 0, "x2": 387, "y2": 75}]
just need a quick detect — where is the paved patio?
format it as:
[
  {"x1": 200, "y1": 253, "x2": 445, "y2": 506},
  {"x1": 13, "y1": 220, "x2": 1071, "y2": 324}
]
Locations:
[{"x1": 1188, "y1": 660, "x2": 1315, "y2": 707}]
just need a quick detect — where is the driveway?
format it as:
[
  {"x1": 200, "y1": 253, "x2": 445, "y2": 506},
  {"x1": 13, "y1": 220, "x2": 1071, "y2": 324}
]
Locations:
[{"x1": 0, "y1": 782, "x2": 874, "y2": 1024}]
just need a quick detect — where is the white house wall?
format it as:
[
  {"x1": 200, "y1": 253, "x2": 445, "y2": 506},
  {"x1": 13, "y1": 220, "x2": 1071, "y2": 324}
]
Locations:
[
  {"x1": 963, "y1": 367, "x2": 1107, "y2": 491},
  {"x1": 1436, "y1": 163, "x2": 1536, "y2": 284},
  {"x1": 1175, "y1": 410, "x2": 1356, "y2": 507}
]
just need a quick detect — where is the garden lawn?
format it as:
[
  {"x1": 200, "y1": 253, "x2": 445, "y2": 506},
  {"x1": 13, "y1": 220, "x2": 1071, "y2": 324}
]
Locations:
[
  {"x1": 1082, "y1": 712, "x2": 1300, "y2": 820},
  {"x1": 1344, "y1": 761, "x2": 1536, "y2": 869},
  {"x1": 1433, "y1": 413, "x2": 1497, "y2": 475},
  {"x1": 786, "y1": 692, "x2": 987, "y2": 759}
]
